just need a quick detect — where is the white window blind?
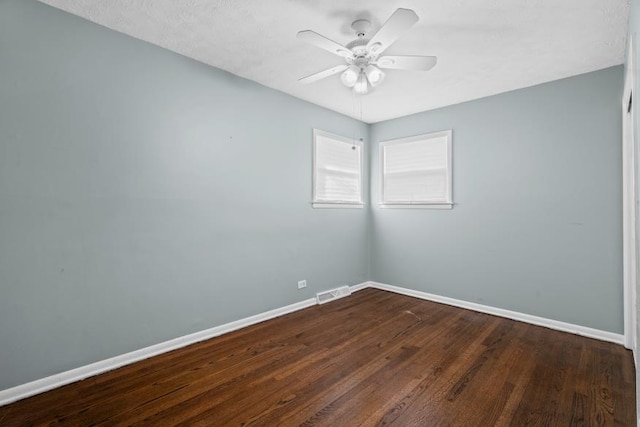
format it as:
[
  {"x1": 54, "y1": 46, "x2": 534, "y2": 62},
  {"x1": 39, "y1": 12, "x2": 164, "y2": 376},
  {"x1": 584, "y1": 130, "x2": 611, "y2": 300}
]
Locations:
[
  {"x1": 313, "y1": 129, "x2": 363, "y2": 208},
  {"x1": 381, "y1": 130, "x2": 452, "y2": 208}
]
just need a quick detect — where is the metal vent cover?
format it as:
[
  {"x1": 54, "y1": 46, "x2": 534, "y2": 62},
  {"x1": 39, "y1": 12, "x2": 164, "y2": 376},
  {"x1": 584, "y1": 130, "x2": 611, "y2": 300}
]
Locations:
[{"x1": 316, "y1": 286, "x2": 352, "y2": 305}]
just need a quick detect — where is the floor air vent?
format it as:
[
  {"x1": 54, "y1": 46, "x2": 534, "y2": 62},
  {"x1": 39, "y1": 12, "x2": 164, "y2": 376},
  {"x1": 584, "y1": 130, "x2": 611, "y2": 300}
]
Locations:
[{"x1": 316, "y1": 286, "x2": 352, "y2": 305}]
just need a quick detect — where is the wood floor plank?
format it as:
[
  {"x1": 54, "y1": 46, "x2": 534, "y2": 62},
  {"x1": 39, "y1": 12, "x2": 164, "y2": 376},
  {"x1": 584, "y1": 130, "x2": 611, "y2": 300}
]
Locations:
[
  {"x1": 448, "y1": 321, "x2": 530, "y2": 426},
  {"x1": 283, "y1": 309, "x2": 498, "y2": 426},
  {"x1": 119, "y1": 295, "x2": 424, "y2": 426},
  {"x1": 207, "y1": 300, "x2": 434, "y2": 426},
  {"x1": 347, "y1": 311, "x2": 494, "y2": 425},
  {"x1": 0, "y1": 288, "x2": 635, "y2": 426},
  {"x1": 374, "y1": 318, "x2": 504, "y2": 426}
]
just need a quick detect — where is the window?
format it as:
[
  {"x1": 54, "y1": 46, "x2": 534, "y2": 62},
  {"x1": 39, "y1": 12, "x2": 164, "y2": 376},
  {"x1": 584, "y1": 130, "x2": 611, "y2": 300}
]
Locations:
[
  {"x1": 380, "y1": 130, "x2": 452, "y2": 209},
  {"x1": 312, "y1": 129, "x2": 364, "y2": 208}
]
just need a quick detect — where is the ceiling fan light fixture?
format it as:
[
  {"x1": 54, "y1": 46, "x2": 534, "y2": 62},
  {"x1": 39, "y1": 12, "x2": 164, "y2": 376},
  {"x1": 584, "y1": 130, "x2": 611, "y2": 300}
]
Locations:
[
  {"x1": 341, "y1": 65, "x2": 360, "y2": 87},
  {"x1": 365, "y1": 65, "x2": 385, "y2": 87},
  {"x1": 353, "y1": 71, "x2": 369, "y2": 95},
  {"x1": 297, "y1": 8, "x2": 436, "y2": 96}
]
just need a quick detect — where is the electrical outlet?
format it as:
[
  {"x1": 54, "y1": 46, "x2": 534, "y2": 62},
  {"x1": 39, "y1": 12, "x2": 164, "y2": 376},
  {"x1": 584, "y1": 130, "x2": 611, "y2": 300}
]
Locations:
[{"x1": 297, "y1": 280, "x2": 307, "y2": 289}]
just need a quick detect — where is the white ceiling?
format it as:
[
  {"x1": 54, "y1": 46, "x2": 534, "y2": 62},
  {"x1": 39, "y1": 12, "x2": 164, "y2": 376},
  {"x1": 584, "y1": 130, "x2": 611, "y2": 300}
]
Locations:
[{"x1": 39, "y1": 0, "x2": 630, "y2": 123}]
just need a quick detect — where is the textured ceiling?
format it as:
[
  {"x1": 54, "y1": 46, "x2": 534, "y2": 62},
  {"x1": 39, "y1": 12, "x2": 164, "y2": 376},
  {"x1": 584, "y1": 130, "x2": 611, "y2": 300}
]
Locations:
[{"x1": 39, "y1": 0, "x2": 630, "y2": 123}]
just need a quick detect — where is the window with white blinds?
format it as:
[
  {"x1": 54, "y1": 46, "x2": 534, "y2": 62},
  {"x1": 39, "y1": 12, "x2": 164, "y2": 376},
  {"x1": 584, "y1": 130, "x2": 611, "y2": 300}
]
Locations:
[
  {"x1": 380, "y1": 130, "x2": 452, "y2": 208},
  {"x1": 313, "y1": 129, "x2": 363, "y2": 208}
]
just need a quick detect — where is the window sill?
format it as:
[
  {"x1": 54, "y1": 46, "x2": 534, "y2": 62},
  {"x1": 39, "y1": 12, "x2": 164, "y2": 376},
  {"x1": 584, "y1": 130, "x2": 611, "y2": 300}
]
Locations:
[
  {"x1": 312, "y1": 203, "x2": 365, "y2": 209},
  {"x1": 379, "y1": 203, "x2": 453, "y2": 210}
]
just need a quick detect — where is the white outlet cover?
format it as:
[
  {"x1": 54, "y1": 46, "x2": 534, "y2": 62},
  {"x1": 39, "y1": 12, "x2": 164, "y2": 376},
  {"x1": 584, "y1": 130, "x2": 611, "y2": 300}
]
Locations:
[{"x1": 298, "y1": 280, "x2": 307, "y2": 289}]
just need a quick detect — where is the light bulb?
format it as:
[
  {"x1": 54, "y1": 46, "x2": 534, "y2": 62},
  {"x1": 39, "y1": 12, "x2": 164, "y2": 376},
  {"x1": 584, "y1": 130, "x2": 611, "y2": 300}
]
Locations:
[
  {"x1": 340, "y1": 65, "x2": 360, "y2": 88},
  {"x1": 365, "y1": 65, "x2": 385, "y2": 87},
  {"x1": 353, "y1": 71, "x2": 368, "y2": 95}
]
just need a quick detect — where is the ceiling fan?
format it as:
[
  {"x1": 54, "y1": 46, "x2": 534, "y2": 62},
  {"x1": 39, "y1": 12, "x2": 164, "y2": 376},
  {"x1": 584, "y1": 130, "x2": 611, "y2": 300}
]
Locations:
[{"x1": 297, "y1": 8, "x2": 437, "y2": 95}]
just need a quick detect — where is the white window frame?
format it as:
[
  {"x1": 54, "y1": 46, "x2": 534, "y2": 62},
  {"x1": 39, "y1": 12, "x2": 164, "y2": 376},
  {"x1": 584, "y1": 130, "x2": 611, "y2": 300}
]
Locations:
[
  {"x1": 312, "y1": 129, "x2": 364, "y2": 209},
  {"x1": 379, "y1": 130, "x2": 453, "y2": 209}
]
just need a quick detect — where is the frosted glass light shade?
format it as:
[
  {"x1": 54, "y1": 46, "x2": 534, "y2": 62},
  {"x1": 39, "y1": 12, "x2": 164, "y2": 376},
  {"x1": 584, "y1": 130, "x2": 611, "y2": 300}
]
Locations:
[
  {"x1": 365, "y1": 65, "x2": 385, "y2": 87},
  {"x1": 353, "y1": 71, "x2": 368, "y2": 95},
  {"x1": 340, "y1": 65, "x2": 359, "y2": 87}
]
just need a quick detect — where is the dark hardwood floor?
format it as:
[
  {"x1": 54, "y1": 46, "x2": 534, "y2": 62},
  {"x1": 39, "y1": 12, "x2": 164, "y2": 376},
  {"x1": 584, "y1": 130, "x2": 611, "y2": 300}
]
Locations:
[{"x1": 0, "y1": 288, "x2": 635, "y2": 426}]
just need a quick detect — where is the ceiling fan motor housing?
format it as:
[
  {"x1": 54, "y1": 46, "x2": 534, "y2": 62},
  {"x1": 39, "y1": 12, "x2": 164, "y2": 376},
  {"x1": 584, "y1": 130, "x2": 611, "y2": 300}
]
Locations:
[
  {"x1": 346, "y1": 39, "x2": 369, "y2": 58},
  {"x1": 348, "y1": 19, "x2": 372, "y2": 58}
]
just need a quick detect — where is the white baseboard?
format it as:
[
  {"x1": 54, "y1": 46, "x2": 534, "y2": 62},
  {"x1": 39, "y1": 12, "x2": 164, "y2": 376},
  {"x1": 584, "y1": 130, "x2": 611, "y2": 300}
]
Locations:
[
  {"x1": 0, "y1": 286, "x2": 344, "y2": 407},
  {"x1": 0, "y1": 279, "x2": 623, "y2": 406},
  {"x1": 367, "y1": 281, "x2": 625, "y2": 345},
  {"x1": 349, "y1": 282, "x2": 370, "y2": 293}
]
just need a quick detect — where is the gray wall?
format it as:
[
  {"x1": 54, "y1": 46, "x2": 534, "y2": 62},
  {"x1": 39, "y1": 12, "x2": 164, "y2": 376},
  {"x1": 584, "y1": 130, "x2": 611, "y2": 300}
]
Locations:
[
  {"x1": 369, "y1": 66, "x2": 623, "y2": 334},
  {"x1": 0, "y1": 0, "x2": 625, "y2": 393},
  {"x1": 0, "y1": 0, "x2": 369, "y2": 390}
]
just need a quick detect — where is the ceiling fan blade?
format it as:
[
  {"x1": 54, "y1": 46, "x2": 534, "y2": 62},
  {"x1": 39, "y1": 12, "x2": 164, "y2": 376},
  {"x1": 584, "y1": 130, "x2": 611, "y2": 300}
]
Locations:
[
  {"x1": 376, "y1": 55, "x2": 437, "y2": 71},
  {"x1": 298, "y1": 64, "x2": 349, "y2": 84},
  {"x1": 366, "y1": 8, "x2": 419, "y2": 56},
  {"x1": 297, "y1": 30, "x2": 353, "y2": 58}
]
